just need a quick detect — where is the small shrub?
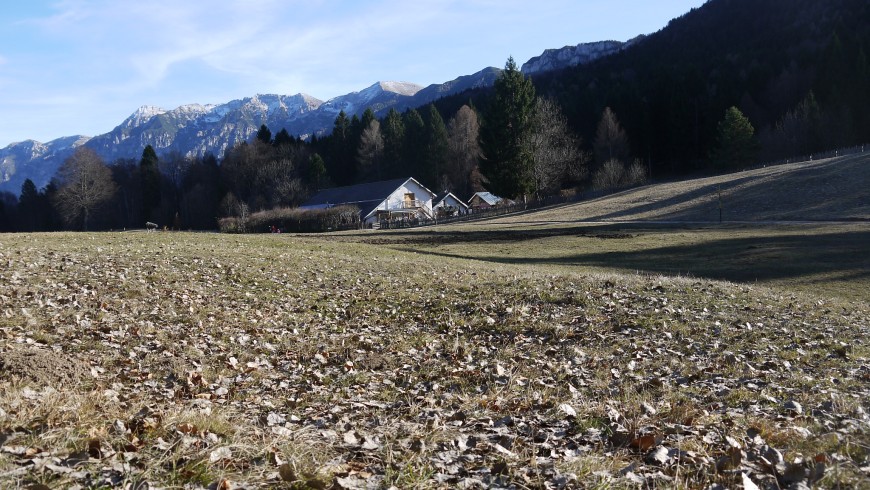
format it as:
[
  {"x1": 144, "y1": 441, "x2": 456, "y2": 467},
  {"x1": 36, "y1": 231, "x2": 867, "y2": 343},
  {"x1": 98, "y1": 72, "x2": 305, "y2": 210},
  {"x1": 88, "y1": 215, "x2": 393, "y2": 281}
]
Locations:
[
  {"x1": 592, "y1": 158, "x2": 647, "y2": 191},
  {"x1": 625, "y1": 159, "x2": 648, "y2": 186},
  {"x1": 218, "y1": 205, "x2": 360, "y2": 233},
  {"x1": 593, "y1": 159, "x2": 626, "y2": 190}
]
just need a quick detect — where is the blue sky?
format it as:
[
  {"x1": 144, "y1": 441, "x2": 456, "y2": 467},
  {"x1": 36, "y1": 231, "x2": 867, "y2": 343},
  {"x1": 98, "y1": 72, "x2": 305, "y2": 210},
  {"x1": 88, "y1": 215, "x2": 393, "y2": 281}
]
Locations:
[{"x1": 0, "y1": 0, "x2": 706, "y2": 147}]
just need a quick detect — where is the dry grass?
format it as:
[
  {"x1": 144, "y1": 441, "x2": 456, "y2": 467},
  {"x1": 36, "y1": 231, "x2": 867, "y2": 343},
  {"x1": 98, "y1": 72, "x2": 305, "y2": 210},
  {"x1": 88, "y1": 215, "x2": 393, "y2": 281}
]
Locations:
[
  {"x1": 352, "y1": 222, "x2": 870, "y2": 302},
  {"x1": 497, "y1": 153, "x2": 870, "y2": 223},
  {"x1": 1, "y1": 231, "x2": 868, "y2": 488}
]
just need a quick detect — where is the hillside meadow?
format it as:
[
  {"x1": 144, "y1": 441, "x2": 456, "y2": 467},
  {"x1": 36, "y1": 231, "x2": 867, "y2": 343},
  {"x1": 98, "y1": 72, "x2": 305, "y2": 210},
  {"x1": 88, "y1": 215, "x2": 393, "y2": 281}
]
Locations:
[{"x1": 1, "y1": 229, "x2": 868, "y2": 489}]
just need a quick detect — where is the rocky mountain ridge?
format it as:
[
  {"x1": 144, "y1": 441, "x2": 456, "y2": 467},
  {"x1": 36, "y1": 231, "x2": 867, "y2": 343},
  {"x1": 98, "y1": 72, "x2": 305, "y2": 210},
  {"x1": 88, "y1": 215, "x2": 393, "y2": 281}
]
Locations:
[
  {"x1": 0, "y1": 40, "x2": 628, "y2": 195},
  {"x1": 521, "y1": 36, "x2": 645, "y2": 74}
]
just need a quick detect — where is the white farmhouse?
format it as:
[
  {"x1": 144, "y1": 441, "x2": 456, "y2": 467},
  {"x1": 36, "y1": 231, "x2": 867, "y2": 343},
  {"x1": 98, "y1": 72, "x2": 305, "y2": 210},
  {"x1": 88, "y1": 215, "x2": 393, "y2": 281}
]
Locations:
[
  {"x1": 301, "y1": 177, "x2": 436, "y2": 227},
  {"x1": 432, "y1": 191, "x2": 469, "y2": 218}
]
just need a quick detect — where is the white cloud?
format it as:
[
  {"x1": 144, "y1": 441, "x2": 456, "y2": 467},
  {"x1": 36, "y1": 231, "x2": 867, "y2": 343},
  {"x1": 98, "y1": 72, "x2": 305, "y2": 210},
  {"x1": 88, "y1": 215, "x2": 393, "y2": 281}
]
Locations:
[{"x1": 2, "y1": 0, "x2": 708, "y2": 146}]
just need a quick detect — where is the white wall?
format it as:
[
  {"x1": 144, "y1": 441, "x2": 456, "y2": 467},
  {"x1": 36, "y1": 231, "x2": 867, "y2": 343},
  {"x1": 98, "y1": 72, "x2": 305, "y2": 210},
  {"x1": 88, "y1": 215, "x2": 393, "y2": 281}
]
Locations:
[{"x1": 364, "y1": 179, "x2": 435, "y2": 224}]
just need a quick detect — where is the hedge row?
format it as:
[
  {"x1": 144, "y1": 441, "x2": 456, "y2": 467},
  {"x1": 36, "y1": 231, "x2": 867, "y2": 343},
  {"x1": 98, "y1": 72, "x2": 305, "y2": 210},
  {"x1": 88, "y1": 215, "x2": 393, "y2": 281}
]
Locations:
[{"x1": 218, "y1": 205, "x2": 360, "y2": 233}]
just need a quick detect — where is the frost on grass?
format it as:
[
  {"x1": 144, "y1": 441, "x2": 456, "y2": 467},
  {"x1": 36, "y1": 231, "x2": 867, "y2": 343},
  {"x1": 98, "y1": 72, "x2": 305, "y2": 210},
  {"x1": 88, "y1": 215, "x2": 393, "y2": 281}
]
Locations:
[{"x1": 0, "y1": 232, "x2": 868, "y2": 489}]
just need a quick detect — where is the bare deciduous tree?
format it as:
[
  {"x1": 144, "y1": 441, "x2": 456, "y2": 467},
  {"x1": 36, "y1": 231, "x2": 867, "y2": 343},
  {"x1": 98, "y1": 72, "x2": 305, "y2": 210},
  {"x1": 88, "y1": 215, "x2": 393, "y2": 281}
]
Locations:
[
  {"x1": 593, "y1": 107, "x2": 631, "y2": 165},
  {"x1": 593, "y1": 159, "x2": 626, "y2": 191},
  {"x1": 357, "y1": 119, "x2": 383, "y2": 180},
  {"x1": 592, "y1": 158, "x2": 647, "y2": 191},
  {"x1": 446, "y1": 105, "x2": 481, "y2": 199},
  {"x1": 54, "y1": 147, "x2": 117, "y2": 230},
  {"x1": 624, "y1": 159, "x2": 648, "y2": 187},
  {"x1": 526, "y1": 97, "x2": 586, "y2": 198}
]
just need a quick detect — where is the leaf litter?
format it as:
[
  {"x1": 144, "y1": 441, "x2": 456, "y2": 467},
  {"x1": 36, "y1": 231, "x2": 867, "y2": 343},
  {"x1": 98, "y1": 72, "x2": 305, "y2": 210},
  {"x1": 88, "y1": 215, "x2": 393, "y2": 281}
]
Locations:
[{"x1": 0, "y1": 232, "x2": 868, "y2": 488}]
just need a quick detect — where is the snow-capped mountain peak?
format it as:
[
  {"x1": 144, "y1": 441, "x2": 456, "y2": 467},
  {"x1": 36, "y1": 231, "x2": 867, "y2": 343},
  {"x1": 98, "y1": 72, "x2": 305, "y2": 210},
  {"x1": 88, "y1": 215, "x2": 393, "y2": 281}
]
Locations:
[
  {"x1": 122, "y1": 105, "x2": 168, "y2": 128},
  {"x1": 377, "y1": 81, "x2": 423, "y2": 96}
]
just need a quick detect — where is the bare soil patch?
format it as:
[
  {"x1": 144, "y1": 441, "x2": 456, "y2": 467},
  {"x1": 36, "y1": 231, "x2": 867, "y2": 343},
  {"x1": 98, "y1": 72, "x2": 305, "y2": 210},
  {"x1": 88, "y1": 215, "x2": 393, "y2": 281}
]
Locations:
[{"x1": 0, "y1": 345, "x2": 89, "y2": 387}]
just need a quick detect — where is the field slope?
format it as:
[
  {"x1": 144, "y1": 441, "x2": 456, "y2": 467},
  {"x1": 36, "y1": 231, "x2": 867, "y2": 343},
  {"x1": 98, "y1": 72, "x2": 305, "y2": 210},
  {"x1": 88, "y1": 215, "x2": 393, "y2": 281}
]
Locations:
[
  {"x1": 346, "y1": 155, "x2": 870, "y2": 302},
  {"x1": 1, "y1": 230, "x2": 868, "y2": 489},
  {"x1": 514, "y1": 152, "x2": 870, "y2": 223}
]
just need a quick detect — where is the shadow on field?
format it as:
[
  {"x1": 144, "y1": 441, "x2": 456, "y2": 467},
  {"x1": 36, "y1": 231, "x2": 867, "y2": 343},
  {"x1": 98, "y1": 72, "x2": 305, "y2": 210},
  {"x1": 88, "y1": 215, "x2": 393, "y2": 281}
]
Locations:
[
  {"x1": 582, "y1": 155, "x2": 870, "y2": 222},
  {"x1": 582, "y1": 177, "x2": 755, "y2": 222},
  {"x1": 338, "y1": 223, "x2": 692, "y2": 245},
  {"x1": 396, "y1": 229, "x2": 870, "y2": 285}
]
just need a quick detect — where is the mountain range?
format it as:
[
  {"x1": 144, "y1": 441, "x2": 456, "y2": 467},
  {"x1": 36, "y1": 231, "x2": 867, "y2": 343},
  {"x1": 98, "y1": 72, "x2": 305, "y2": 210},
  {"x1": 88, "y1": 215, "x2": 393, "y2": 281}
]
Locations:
[{"x1": 0, "y1": 41, "x2": 631, "y2": 196}]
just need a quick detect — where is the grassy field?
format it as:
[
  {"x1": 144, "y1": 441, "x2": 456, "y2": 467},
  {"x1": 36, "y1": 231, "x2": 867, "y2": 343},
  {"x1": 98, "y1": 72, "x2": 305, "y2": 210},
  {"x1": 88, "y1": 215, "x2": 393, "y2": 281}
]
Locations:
[
  {"x1": 347, "y1": 222, "x2": 870, "y2": 303},
  {"x1": 508, "y1": 153, "x2": 870, "y2": 223},
  {"x1": 341, "y1": 154, "x2": 870, "y2": 303},
  {"x1": 1, "y1": 230, "x2": 868, "y2": 489},
  {"x1": 1, "y1": 156, "x2": 869, "y2": 488}
]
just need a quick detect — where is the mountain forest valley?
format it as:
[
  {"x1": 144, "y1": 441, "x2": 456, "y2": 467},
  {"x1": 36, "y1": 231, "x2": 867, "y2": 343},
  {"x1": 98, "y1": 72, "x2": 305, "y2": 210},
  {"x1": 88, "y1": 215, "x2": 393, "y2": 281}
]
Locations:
[{"x1": 1, "y1": 0, "x2": 869, "y2": 489}]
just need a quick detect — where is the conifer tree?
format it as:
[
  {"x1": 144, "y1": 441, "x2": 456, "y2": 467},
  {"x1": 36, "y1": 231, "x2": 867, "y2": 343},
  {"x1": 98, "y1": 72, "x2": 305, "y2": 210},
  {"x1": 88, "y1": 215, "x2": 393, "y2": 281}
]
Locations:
[
  {"x1": 712, "y1": 106, "x2": 757, "y2": 169},
  {"x1": 274, "y1": 128, "x2": 294, "y2": 147},
  {"x1": 381, "y1": 108, "x2": 405, "y2": 178},
  {"x1": 256, "y1": 124, "x2": 272, "y2": 145},
  {"x1": 140, "y1": 145, "x2": 161, "y2": 222},
  {"x1": 479, "y1": 57, "x2": 536, "y2": 199},
  {"x1": 17, "y1": 179, "x2": 41, "y2": 231},
  {"x1": 402, "y1": 109, "x2": 426, "y2": 180},
  {"x1": 330, "y1": 111, "x2": 355, "y2": 185},
  {"x1": 425, "y1": 104, "x2": 450, "y2": 189}
]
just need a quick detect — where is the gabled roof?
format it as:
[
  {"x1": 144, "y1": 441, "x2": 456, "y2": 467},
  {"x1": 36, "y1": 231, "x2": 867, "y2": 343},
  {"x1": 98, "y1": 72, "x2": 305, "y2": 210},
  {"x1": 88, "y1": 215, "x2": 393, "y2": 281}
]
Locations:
[
  {"x1": 470, "y1": 191, "x2": 502, "y2": 206},
  {"x1": 433, "y1": 191, "x2": 469, "y2": 209},
  {"x1": 302, "y1": 177, "x2": 433, "y2": 219}
]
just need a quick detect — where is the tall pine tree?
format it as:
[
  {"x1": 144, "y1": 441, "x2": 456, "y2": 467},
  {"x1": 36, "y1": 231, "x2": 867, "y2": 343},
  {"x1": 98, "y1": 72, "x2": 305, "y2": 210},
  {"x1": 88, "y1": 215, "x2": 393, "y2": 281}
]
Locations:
[
  {"x1": 479, "y1": 57, "x2": 536, "y2": 199},
  {"x1": 381, "y1": 108, "x2": 405, "y2": 178},
  {"x1": 402, "y1": 109, "x2": 427, "y2": 181},
  {"x1": 140, "y1": 145, "x2": 161, "y2": 222},
  {"x1": 712, "y1": 107, "x2": 757, "y2": 169},
  {"x1": 425, "y1": 104, "x2": 450, "y2": 190}
]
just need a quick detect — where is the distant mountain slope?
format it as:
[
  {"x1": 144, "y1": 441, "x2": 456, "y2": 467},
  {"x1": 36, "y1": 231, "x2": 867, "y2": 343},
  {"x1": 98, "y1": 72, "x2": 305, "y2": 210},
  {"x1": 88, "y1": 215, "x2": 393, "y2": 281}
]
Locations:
[
  {"x1": 520, "y1": 37, "x2": 644, "y2": 75},
  {"x1": 0, "y1": 136, "x2": 89, "y2": 196},
  {"x1": 0, "y1": 72, "x2": 499, "y2": 195},
  {"x1": 85, "y1": 93, "x2": 324, "y2": 163}
]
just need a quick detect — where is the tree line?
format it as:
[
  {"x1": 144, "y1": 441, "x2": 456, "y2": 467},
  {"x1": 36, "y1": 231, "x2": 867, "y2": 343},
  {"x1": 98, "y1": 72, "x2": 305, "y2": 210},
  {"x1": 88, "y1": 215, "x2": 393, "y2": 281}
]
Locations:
[{"x1": 0, "y1": 56, "x2": 765, "y2": 233}]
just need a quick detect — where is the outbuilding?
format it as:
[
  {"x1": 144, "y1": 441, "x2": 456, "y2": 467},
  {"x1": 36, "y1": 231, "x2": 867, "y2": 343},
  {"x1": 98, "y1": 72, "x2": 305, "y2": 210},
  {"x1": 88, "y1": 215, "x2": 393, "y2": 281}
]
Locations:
[
  {"x1": 468, "y1": 191, "x2": 507, "y2": 210},
  {"x1": 432, "y1": 191, "x2": 469, "y2": 218}
]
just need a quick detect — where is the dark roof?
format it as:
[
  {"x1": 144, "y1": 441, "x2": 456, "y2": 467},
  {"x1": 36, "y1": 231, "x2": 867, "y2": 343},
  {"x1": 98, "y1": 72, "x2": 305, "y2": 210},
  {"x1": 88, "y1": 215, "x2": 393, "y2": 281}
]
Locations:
[
  {"x1": 433, "y1": 191, "x2": 468, "y2": 209},
  {"x1": 302, "y1": 177, "x2": 411, "y2": 218}
]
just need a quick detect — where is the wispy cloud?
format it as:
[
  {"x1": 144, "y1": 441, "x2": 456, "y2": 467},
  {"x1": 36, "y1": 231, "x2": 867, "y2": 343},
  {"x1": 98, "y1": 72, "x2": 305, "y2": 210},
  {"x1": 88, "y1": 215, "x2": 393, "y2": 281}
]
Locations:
[{"x1": 2, "y1": 0, "x2": 706, "y2": 145}]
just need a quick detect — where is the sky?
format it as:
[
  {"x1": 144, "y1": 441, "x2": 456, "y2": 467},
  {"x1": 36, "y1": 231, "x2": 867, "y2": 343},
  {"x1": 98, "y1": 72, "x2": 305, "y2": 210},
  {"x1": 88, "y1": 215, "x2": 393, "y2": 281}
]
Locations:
[{"x1": 0, "y1": 0, "x2": 707, "y2": 148}]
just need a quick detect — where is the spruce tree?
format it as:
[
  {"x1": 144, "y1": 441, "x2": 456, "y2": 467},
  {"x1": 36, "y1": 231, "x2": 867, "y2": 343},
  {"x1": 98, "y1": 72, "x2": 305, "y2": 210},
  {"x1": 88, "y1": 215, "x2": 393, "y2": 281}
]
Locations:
[
  {"x1": 712, "y1": 107, "x2": 757, "y2": 169},
  {"x1": 140, "y1": 145, "x2": 161, "y2": 222},
  {"x1": 381, "y1": 108, "x2": 405, "y2": 178},
  {"x1": 330, "y1": 111, "x2": 355, "y2": 185},
  {"x1": 425, "y1": 104, "x2": 450, "y2": 189},
  {"x1": 256, "y1": 124, "x2": 272, "y2": 145},
  {"x1": 402, "y1": 109, "x2": 426, "y2": 180},
  {"x1": 18, "y1": 179, "x2": 41, "y2": 231},
  {"x1": 479, "y1": 57, "x2": 536, "y2": 199},
  {"x1": 274, "y1": 128, "x2": 294, "y2": 147}
]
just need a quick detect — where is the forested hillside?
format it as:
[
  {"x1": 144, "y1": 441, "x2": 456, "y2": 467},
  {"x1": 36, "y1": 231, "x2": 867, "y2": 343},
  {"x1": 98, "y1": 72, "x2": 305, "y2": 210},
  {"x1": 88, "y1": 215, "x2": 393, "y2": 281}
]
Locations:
[{"x1": 531, "y1": 0, "x2": 870, "y2": 174}]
